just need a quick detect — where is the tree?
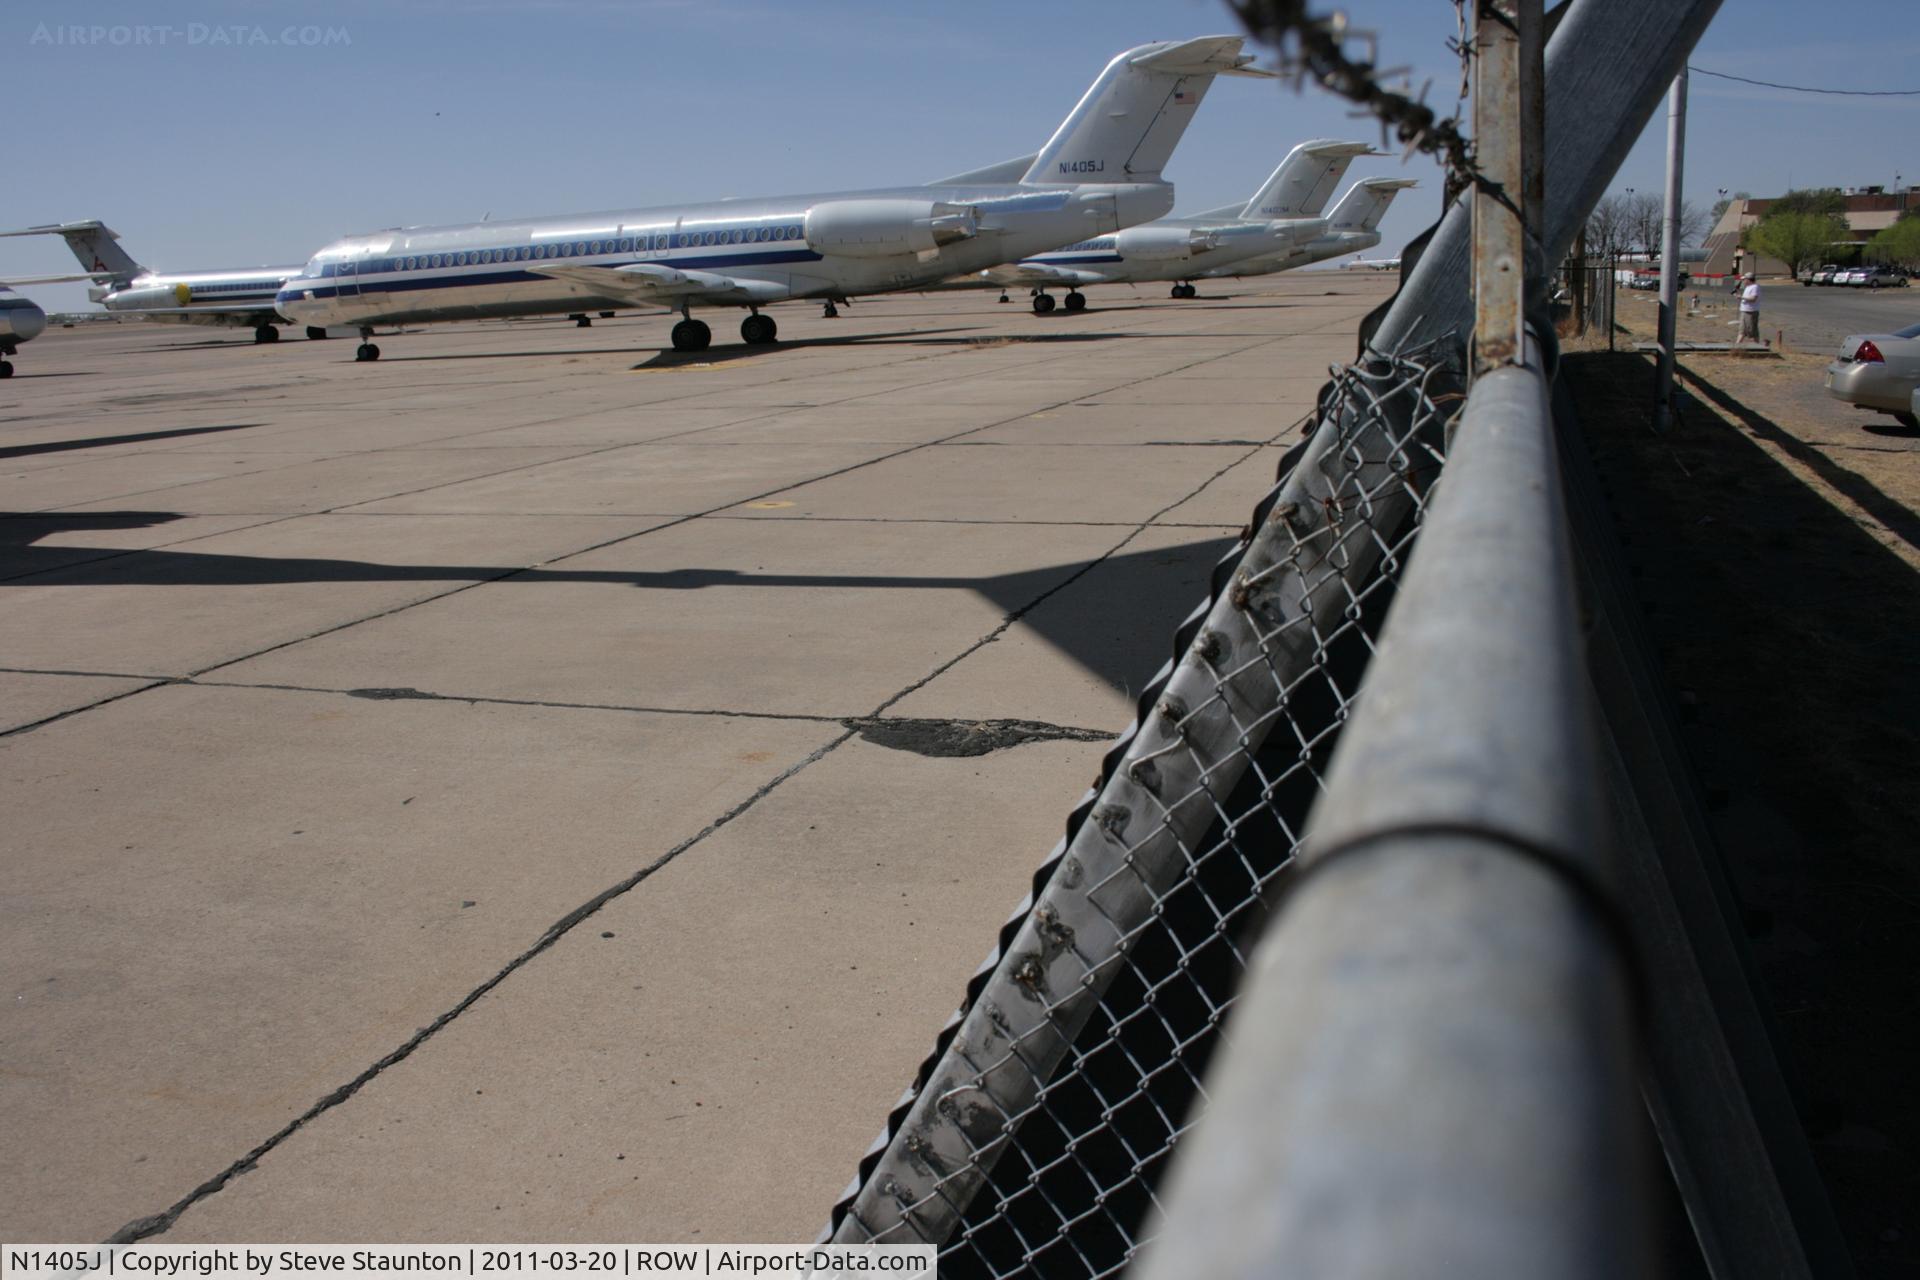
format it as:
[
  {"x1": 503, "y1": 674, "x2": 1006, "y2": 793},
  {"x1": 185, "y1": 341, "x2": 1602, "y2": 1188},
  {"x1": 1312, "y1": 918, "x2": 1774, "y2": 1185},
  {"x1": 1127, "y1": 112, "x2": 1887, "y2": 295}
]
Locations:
[
  {"x1": 1868, "y1": 217, "x2": 1920, "y2": 269},
  {"x1": 1744, "y1": 211, "x2": 1850, "y2": 279},
  {"x1": 1767, "y1": 187, "x2": 1846, "y2": 218},
  {"x1": 1585, "y1": 194, "x2": 1631, "y2": 260}
]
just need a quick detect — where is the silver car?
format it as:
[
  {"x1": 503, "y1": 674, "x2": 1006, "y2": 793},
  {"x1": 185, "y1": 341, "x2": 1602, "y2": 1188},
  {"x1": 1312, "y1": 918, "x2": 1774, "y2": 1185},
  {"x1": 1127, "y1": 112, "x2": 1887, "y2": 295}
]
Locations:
[{"x1": 1826, "y1": 320, "x2": 1920, "y2": 428}]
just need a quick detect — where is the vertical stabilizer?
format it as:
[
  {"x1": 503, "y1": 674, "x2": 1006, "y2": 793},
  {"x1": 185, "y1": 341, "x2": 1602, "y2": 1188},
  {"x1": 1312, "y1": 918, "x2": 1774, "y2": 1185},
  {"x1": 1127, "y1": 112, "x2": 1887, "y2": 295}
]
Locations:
[
  {"x1": 1328, "y1": 178, "x2": 1418, "y2": 232},
  {"x1": 1241, "y1": 141, "x2": 1377, "y2": 219},
  {"x1": 1021, "y1": 37, "x2": 1268, "y2": 185}
]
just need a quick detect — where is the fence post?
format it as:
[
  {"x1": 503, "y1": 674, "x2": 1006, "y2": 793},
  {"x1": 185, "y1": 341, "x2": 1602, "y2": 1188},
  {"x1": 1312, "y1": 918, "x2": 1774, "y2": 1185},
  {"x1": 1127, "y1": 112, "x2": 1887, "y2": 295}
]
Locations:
[
  {"x1": 1472, "y1": 0, "x2": 1529, "y2": 375},
  {"x1": 1655, "y1": 69, "x2": 1689, "y2": 430}
]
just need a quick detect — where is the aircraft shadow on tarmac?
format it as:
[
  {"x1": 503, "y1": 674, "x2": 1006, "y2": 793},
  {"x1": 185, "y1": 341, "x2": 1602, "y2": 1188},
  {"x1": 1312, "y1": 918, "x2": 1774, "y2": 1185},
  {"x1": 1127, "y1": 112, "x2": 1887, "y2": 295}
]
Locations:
[
  {"x1": 0, "y1": 510, "x2": 1236, "y2": 695},
  {"x1": 0, "y1": 423, "x2": 265, "y2": 460}
]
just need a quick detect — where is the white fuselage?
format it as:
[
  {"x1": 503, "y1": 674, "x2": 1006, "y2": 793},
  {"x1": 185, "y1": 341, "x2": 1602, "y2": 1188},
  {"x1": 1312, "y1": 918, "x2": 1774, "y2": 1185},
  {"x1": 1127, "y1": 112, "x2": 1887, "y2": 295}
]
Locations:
[
  {"x1": 1197, "y1": 228, "x2": 1385, "y2": 280},
  {"x1": 276, "y1": 182, "x2": 1173, "y2": 329},
  {"x1": 97, "y1": 266, "x2": 303, "y2": 326},
  {"x1": 1006, "y1": 213, "x2": 1329, "y2": 286}
]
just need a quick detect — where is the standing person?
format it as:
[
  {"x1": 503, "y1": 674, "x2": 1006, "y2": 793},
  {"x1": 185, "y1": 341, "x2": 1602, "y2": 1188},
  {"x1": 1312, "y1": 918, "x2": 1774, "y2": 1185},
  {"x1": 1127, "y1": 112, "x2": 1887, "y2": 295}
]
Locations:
[{"x1": 1738, "y1": 272, "x2": 1761, "y2": 344}]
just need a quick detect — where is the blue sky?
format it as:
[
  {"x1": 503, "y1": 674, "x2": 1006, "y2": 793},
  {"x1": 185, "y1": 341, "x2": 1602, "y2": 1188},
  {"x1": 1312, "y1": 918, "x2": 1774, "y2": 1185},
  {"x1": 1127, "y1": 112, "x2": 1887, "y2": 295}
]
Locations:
[{"x1": 4, "y1": 0, "x2": 1915, "y2": 312}]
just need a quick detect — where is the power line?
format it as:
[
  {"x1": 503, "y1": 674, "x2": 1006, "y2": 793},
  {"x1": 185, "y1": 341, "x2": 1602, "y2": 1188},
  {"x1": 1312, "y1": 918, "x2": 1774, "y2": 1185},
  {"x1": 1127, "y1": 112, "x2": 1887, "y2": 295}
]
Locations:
[{"x1": 1688, "y1": 65, "x2": 1920, "y2": 97}]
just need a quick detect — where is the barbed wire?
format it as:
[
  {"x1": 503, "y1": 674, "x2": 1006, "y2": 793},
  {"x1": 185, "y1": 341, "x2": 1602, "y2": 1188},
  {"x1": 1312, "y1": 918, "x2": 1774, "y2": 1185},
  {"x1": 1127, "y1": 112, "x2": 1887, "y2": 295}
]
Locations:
[{"x1": 1228, "y1": 0, "x2": 1483, "y2": 198}]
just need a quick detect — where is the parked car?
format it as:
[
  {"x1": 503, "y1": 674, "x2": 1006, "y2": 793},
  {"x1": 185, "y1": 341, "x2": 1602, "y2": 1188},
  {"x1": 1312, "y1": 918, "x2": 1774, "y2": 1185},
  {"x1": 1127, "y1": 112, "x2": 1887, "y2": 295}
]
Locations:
[
  {"x1": 1807, "y1": 264, "x2": 1841, "y2": 286},
  {"x1": 1826, "y1": 320, "x2": 1920, "y2": 428},
  {"x1": 1854, "y1": 266, "x2": 1909, "y2": 289}
]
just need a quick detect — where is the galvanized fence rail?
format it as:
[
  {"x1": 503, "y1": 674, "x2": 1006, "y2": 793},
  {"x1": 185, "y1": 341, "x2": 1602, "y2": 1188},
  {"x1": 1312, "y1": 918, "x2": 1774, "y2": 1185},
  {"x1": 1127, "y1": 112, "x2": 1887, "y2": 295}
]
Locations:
[
  {"x1": 826, "y1": 341, "x2": 1457, "y2": 1279},
  {"x1": 815, "y1": 0, "x2": 1861, "y2": 1276}
]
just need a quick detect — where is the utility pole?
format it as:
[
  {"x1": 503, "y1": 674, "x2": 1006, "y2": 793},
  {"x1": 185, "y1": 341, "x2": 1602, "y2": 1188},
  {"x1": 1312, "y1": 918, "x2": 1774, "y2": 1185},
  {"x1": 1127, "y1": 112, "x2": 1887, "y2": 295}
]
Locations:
[{"x1": 1654, "y1": 68, "x2": 1687, "y2": 433}]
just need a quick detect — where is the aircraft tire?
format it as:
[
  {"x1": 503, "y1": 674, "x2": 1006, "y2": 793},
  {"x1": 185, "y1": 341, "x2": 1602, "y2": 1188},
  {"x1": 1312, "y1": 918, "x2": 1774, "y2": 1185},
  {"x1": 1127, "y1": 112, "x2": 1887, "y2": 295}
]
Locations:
[
  {"x1": 306, "y1": 326, "x2": 329, "y2": 340},
  {"x1": 1064, "y1": 291, "x2": 1087, "y2": 312},
  {"x1": 255, "y1": 325, "x2": 279, "y2": 344},
  {"x1": 355, "y1": 342, "x2": 381, "y2": 362},
  {"x1": 671, "y1": 319, "x2": 712, "y2": 353},
  {"x1": 0, "y1": 360, "x2": 12, "y2": 378},
  {"x1": 740, "y1": 314, "x2": 777, "y2": 345},
  {"x1": 1032, "y1": 294, "x2": 1057, "y2": 315}
]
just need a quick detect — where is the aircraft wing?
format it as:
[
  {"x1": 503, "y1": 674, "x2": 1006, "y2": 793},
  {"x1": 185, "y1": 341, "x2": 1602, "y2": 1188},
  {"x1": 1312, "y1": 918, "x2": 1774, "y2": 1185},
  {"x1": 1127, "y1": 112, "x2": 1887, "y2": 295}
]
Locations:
[
  {"x1": 529, "y1": 263, "x2": 790, "y2": 306},
  {"x1": 980, "y1": 262, "x2": 1110, "y2": 287},
  {"x1": 107, "y1": 304, "x2": 285, "y2": 326}
]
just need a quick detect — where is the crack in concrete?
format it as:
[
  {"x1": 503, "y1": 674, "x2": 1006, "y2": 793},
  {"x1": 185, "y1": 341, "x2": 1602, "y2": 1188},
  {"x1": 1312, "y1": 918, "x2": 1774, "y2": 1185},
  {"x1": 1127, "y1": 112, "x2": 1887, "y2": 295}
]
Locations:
[
  {"x1": 87, "y1": 312, "x2": 1320, "y2": 1240},
  {"x1": 105, "y1": 724, "x2": 857, "y2": 1244}
]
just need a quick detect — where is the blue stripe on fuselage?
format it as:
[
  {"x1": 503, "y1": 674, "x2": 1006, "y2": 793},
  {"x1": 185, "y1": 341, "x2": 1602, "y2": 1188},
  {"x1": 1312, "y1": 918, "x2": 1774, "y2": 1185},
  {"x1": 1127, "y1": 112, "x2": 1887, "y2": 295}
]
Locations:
[
  {"x1": 280, "y1": 248, "x2": 826, "y2": 304},
  {"x1": 1025, "y1": 254, "x2": 1126, "y2": 265}
]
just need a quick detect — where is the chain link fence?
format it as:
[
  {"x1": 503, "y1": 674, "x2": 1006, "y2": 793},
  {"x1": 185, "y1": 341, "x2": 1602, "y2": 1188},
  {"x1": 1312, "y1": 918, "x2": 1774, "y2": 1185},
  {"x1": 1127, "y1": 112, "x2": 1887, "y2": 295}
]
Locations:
[{"x1": 825, "y1": 341, "x2": 1460, "y2": 1278}]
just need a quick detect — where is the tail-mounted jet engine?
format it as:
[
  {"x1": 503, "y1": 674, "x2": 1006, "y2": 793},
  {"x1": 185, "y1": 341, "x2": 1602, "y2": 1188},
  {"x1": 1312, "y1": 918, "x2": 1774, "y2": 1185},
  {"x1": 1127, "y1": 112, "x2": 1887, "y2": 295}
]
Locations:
[
  {"x1": 1113, "y1": 225, "x2": 1221, "y2": 261},
  {"x1": 804, "y1": 200, "x2": 980, "y2": 259}
]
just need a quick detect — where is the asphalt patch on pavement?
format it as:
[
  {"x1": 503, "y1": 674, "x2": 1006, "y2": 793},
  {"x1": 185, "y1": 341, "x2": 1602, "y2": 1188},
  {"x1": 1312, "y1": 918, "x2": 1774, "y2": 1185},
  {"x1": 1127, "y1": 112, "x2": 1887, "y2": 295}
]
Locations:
[{"x1": 844, "y1": 715, "x2": 1108, "y2": 757}]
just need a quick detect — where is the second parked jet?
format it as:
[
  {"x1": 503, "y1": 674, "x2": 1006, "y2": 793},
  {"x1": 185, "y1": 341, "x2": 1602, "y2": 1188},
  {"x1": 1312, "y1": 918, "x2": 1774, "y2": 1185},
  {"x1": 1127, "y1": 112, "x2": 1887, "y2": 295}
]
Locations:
[
  {"x1": 964, "y1": 139, "x2": 1377, "y2": 311},
  {"x1": 276, "y1": 37, "x2": 1269, "y2": 361},
  {"x1": 0, "y1": 221, "x2": 307, "y2": 343}
]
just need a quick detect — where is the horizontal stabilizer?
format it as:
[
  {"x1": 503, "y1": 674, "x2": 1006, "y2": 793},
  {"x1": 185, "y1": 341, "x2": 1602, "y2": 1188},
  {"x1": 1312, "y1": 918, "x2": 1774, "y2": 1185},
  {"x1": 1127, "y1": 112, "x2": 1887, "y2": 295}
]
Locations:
[
  {"x1": 0, "y1": 218, "x2": 142, "y2": 278},
  {"x1": 0, "y1": 271, "x2": 112, "y2": 285},
  {"x1": 929, "y1": 154, "x2": 1040, "y2": 186}
]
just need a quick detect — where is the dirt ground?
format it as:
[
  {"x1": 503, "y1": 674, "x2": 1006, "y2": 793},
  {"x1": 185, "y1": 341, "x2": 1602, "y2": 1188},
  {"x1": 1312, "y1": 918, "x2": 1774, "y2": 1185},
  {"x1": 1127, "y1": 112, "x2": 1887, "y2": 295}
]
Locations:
[{"x1": 1562, "y1": 300, "x2": 1920, "y2": 1277}]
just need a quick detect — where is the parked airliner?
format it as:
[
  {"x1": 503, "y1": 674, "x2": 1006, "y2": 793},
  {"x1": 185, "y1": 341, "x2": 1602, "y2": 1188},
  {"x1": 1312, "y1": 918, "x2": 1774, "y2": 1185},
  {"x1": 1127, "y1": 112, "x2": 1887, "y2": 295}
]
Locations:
[
  {"x1": 0, "y1": 285, "x2": 48, "y2": 377},
  {"x1": 275, "y1": 37, "x2": 1269, "y2": 361},
  {"x1": 959, "y1": 139, "x2": 1377, "y2": 312},
  {"x1": 0, "y1": 221, "x2": 307, "y2": 343},
  {"x1": 1196, "y1": 177, "x2": 1416, "y2": 281}
]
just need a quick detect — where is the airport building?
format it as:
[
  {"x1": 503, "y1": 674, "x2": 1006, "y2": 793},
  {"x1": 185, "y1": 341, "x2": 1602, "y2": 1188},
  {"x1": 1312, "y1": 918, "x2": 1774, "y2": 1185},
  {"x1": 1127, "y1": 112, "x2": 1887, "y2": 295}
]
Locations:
[{"x1": 1700, "y1": 185, "x2": 1917, "y2": 276}]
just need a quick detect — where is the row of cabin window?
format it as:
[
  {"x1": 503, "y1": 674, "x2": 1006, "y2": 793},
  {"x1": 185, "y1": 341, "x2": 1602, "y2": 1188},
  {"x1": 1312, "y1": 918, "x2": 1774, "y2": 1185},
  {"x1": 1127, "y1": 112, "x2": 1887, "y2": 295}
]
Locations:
[
  {"x1": 1056, "y1": 238, "x2": 1115, "y2": 252},
  {"x1": 353, "y1": 225, "x2": 808, "y2": 275}
]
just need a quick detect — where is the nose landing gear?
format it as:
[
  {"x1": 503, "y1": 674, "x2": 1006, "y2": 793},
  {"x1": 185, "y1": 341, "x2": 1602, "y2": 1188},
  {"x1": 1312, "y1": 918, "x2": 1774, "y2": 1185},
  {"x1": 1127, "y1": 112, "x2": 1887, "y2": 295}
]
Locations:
[{"x1": 354, "y1": 326, "x2": 381, "y2": 362}]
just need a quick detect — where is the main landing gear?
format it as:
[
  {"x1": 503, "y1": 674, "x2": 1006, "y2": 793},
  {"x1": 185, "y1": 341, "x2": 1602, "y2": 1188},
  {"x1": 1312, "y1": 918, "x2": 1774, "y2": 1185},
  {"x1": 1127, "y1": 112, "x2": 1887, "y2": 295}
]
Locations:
[
  {"x1": 1031, "y1": 289, "x2": 1086, "y2": 314},
  {"x1": 1170, "y1": 283, "x2": 1198, "y2": 299},
  {"x1": 671, "y1": 306, "x2": 712, "y2": 353},
  {"x1": 253, "y1": 324, "x2": 280, "y2": 344},
  {"x1": 740, "y1": 312, "x2": 778, "y2": 346},
  {"x1": 0, "y1": 342, "x2": 14, "y2": 378},
  {"x1": 998, "y1": 291, "x2": 1011, "y2": 304},
  {"x1": 306, "y1": 326, "x2": 329, "y2": 340},
  {"x1": 571, "y1": 313, "x2": 593, "y2": 327},
  {"x1": 355, "y1": 327, "x2": 381, "y2": 362}
]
